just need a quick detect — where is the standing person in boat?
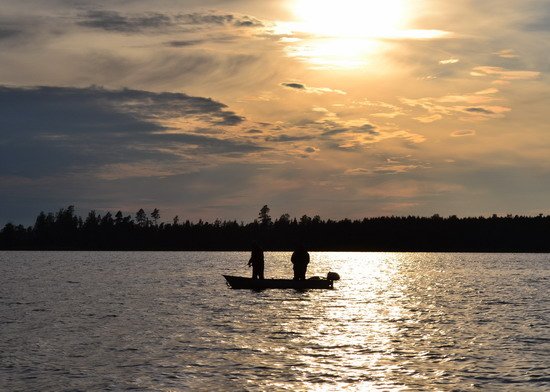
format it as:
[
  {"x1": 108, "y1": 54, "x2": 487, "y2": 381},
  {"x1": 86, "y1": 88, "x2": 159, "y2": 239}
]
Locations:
[
  {"x1": 291, "y1": 244, "x2": 310, "y2": 280},
  {"x1": 248, "y1": 243, "x2": 265, "y2": 280}
]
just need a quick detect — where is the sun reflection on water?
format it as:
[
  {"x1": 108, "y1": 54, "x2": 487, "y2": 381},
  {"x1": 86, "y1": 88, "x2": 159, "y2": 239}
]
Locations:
[
  {"x1": 268, "y1": 252, "x2": 415, "y2": 389},
  {"x1": 325, "y1": 253, "x2": 406, "y2": 379},
  {"x1": 216, "y1": 251, "x2": 478, "y2": 390}
]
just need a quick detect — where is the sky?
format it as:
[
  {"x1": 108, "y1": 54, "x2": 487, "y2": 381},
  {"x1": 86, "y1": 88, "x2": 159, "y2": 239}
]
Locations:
[{"x1": 1, "y1": 0, "x2": 549, "y2": 224}]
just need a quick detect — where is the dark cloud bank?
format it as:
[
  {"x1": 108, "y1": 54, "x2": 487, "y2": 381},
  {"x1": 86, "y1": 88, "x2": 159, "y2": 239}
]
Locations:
[{"x1": 0, "y1": 85, "x2": 260, "y2": 178}]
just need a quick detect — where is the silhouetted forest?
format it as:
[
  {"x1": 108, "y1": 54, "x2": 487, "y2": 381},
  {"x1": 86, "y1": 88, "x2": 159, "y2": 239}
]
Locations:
[{"x1": 1, "y1": 205, "x2": 550, "y2": 251}]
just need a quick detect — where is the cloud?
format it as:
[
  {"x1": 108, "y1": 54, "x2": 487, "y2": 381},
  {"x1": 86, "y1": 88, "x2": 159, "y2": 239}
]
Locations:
[
  {"x1": 464, "y1": 107, "x2": 495, "y2": 115},
  {"x1": 320, "y1": 128, "x2": 347, "y2": 137},
  {"x1": 414, "y1": 114, "x2": 443, "y2": 123},
  {"x1": 321, "y1": 123, "x2": 378, "y2": 137},
  {"x1": 451, "y1": 130, "x2": 476, "y2": 137},
  {"x1": 281, "y1": 82, "x2": 305, "y2": 90},
  {"x1": 77, "y1": 10, "x2": 263, "y2": 33},
  {"x1": 471, "y1": 66, "x2": 540, "y2": 81},
  {"x1": 77, "y1": 10, "x2": 173, "y2": 32},
  {"x1": 373, "y1": 164, "x2": 420, "y2": 175},
  {"x1": 155, "y1": 132, "x2": 265, "y2": 154},
  {"x1": 402, "y1": 91, "x2": 512, "y2": 121},
  {"x1": 0, "y1": 85, "x2": 259, "y2": 179},
  {"x1": 0, "y1": 7, "x2": 277, "y2": 101},
  {"x1": 318, "y1": 120, "x2": 425, "y2": 149},
  {"x1": 216, "y1": 114, "x2": 245, "y2": 126},
  {"x1": 265, "y1": 134, "x2": 314, "y2": 142},
  {"x1": 344, "y1": 168, "x2": 371, "y2": 176},
  {"x1": 354, "y1": 123, "x2": 378, "y2": 134},
  {"x1": 164, "y1": 35, "x2": 240, "y2": 47},
  {"x1": 523, "y1": 8, "x2": 550, "y2": 31},
  {"x1": 280, "y1": 82, "x2": 346, "y2": 95},
  {"x1": 0, "y1": 16, "x2": 54, "y2": 47},
  {"x1": 371, "y1": 111, "x2": 405, "y2": 119},
  {"x1": 437, "y1": 94, "x2": 496, "y2": 104},
  {"x1": 165, "y1": 39, "x2": 203, "y2": 47},
  {"x1": 463, "y1": 106, "x2": 511, "y2": 117},
  {"x1": 177, "y1": 13, "x2": 263, "y2": 27},
  {"x1": 494, "y1": 49, "x2": 518, "y2": 59},
  {"x1": 0, "y1": 27, "x2": 21, "y2": 40},
  {"x1": 476, "y1": 88, "x2": 499, "y2": 95},
  {"x1": 344, "y1": 161, "x2": 422, "y2": 176},
  {"x1": 439, "y1": 58, "x2": 459, "y2": 65},
  {"x1": 351, "y1": 99, "x2": 405, "y2": 118}
]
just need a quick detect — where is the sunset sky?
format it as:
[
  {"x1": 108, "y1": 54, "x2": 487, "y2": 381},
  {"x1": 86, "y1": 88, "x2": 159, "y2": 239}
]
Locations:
[{"x1": 1, "y1": 0, "x2": 549, "y2": 224}]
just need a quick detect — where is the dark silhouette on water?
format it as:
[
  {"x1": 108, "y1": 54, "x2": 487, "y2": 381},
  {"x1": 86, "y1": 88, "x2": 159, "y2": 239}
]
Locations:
[
  {"x1": 3, "y1": 205, "x2": 550, "y2": 252},
  {"x1": 223, "y1": 273, "x2": 338, "y2": 290},
  {"x1": 291, "y1": 244, "x2": 310, "y2": 280},
  {"x1": 248, "y1": 243, "x2": 264, "y2": 279}
]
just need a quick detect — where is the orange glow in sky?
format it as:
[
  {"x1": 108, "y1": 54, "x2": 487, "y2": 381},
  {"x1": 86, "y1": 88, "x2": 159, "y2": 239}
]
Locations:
[{"x1": 0, "y1": 0, "x2": 548, "y2": 223}]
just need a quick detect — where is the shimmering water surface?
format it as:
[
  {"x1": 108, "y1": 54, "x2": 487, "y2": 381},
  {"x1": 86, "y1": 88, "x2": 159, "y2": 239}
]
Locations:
[{"x1": 1, "y1": 252, "x2": 549, "y2": 391}]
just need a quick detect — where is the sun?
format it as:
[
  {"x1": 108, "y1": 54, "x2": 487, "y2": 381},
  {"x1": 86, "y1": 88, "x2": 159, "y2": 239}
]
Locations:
[
  {"x1": 277, "y1": 0, "x2": 411, "y2": 69},
  {"x1": 292, "y1": 0, "x2": 408, "y2": 38},
  {"x1": 279, "y1": 0, "x2": 445, "y2": 69}
]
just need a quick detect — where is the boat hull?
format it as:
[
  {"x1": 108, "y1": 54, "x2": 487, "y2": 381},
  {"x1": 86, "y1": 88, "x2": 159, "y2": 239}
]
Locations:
[{"x1": 223, "y1": 275, "x2": 334, "y2": 290}]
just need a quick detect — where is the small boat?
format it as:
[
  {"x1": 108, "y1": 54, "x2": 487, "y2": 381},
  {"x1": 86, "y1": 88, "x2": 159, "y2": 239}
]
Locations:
[{"x1": 223, "y1": 272, "x2": 340, "y2": 290}]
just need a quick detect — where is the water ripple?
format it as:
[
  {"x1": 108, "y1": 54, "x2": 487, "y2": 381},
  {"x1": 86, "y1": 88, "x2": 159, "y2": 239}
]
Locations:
[{"x1": 0, "y1": 251, "x2": 549, "y2": 390}]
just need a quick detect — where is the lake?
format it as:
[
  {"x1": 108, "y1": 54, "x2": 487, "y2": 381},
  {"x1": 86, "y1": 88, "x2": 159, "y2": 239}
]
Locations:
[{"x1": 1, "y1": 252, "x2": 549, "y2": 391}]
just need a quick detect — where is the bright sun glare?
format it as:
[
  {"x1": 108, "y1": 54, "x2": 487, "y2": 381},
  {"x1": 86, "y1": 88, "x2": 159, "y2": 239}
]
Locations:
[
  {"x1": 279, "y1": 0, "x2": 410, "y2": 69},
  {"x1": 282, "y1": 0, "x2": 445, "y2": 69},
  {"x1": 293, "y1": 0, "x2": 408, "y2": 38}
]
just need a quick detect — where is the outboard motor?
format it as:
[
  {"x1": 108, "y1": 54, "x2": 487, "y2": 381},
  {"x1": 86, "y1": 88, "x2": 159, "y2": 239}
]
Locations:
[{"x1": 327, "y1": 272, "x2": 340, "y2": 281}]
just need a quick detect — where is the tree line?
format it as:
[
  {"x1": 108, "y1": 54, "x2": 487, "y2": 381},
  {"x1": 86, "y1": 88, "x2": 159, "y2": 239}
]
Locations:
[{"x1": 1, "y1": 205, "x2": 550, "y2": 251}]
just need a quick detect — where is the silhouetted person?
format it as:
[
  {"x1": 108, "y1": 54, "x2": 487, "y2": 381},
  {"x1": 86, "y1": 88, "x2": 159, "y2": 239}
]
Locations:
[
  {"x1": 248, "y1": 243, "x2": 264, "y2": 279},
  {"x1": 291, "y1": 244, "x2": 309, "y2": 280}
]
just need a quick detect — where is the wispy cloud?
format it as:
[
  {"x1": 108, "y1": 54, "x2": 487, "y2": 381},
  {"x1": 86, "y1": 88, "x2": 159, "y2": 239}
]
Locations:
[
  {"x1": 439, "y1": 58, "x2": 460, "y2": 65},
  {"x1": 177, "y1": 13, "x2": 263, "y2": 27},
  {"x1": 494, "y1": 49, "x2": 518, "y2": 59},
  {"x1": 77, "y1": 10, "x2": 264, "y2": 33},
  {"x1": 415, "y1": 114, "x2": 443, "y2": 123},
  {"x1": 451, "y1": 129, "x2": 476, "y2": 137},
  {"x1": 402, "y1": 90, "x2": 512, "y2": 122},
  {"x1": 265, "y1": 134, "x2": 314, "y2": 142},
  {"x1": 351, "y1": 100, "x2": 405, "y2": 118},
  {"x1": 77, "y1": 10, "x2": 173, "y2": 33},
  {"x1": 344, "y1": 156, "x2": 428, "y2": 176},
  {"x1": 345, "y1": 164, "x2": 420, "y2": 176},
  {"x1": 471, "y1": 66, "x2": 540, "y2": 81},
  {"x1": 319, "y1": 121, "x2": 425, "y2": 149}
]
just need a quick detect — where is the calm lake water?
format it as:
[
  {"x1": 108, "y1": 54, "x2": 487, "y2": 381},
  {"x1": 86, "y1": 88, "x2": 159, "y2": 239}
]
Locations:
[{"x1": 1, "y1": 252, "x2": 549, "y2": 391}]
